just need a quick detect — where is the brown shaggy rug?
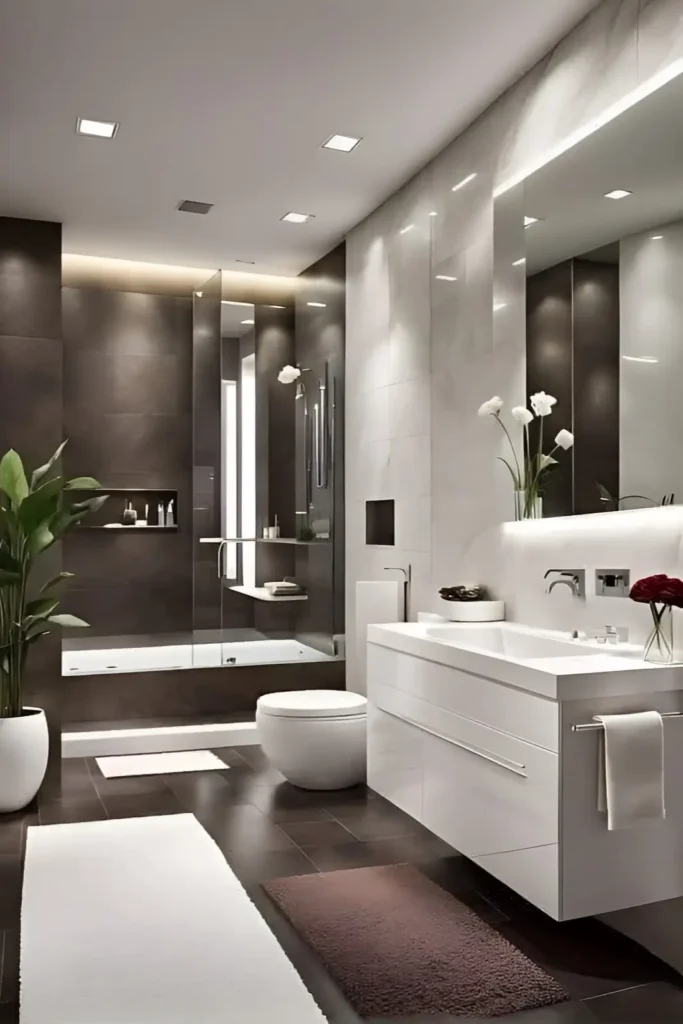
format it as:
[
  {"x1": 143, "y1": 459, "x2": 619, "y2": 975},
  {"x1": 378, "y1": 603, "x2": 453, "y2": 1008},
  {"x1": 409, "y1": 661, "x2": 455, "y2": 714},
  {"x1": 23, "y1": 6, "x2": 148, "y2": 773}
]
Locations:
[{"x1": 264, "y1": 863, "x2": 569, "y2": 1018}]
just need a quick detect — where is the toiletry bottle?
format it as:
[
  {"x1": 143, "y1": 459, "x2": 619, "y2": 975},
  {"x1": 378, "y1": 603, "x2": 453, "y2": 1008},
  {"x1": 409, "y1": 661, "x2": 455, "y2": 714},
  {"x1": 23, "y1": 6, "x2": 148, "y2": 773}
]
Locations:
[
  {"x1": 165, "y1": 500, "x2": 175, "y2": 528},
  {"x1": 273, "y1": 513, "x2": 280, "y2": 538},
  {"x1": 157, "y1": 501, "x2": 164, "y2": 527}
]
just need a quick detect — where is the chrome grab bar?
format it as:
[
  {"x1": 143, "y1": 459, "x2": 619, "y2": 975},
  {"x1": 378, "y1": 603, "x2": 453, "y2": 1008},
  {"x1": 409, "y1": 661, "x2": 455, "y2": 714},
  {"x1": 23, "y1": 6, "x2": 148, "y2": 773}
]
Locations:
[
  {"x1": 571, "y1": 712, "x2": 683, "y2": 732},
  {"x1": 380, "y1": 706, "x2": 527, "y2": 777}
]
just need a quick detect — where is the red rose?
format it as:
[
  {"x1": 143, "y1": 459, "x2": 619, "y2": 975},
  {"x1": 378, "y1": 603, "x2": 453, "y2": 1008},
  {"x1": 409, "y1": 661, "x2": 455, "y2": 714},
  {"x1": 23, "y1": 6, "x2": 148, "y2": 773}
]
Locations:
[{"x1": 630, "y1": 574, "x2": 683, "y2": 607}]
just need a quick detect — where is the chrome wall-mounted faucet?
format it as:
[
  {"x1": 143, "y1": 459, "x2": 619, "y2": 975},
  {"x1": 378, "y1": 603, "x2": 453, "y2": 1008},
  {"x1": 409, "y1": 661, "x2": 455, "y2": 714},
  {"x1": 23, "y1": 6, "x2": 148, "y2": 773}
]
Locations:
[{"x1": 544, "y1": 569, "x2": 586, "y2": 598}]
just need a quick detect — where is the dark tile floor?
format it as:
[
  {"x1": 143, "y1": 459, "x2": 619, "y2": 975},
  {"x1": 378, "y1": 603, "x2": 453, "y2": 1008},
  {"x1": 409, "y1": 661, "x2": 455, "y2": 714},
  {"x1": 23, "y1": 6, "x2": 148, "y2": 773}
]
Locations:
[{"x1": 0, "y1": 745, "x2": 681, "y2": 1022}]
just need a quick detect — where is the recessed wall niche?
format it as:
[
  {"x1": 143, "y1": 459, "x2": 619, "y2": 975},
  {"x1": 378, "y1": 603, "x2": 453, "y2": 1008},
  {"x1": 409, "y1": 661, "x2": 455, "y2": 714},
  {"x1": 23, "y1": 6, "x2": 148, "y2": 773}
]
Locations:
[{"x1": 365, "y1": 499, "x2": 394, "y2": 546}]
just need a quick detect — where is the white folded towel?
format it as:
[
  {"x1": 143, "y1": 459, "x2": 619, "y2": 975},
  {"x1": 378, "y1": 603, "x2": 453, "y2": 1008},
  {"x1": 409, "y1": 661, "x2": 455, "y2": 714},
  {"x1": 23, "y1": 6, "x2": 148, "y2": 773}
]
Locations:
[{"x1": 596, "y1": 711, "x2": 665, "y2": 830}]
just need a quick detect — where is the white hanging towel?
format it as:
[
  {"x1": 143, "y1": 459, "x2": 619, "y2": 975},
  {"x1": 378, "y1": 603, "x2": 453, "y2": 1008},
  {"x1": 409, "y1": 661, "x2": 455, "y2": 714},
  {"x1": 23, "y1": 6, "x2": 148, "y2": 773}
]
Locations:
[{"x1": 596, "y1": 711, "x2": 665, "y2": 830}]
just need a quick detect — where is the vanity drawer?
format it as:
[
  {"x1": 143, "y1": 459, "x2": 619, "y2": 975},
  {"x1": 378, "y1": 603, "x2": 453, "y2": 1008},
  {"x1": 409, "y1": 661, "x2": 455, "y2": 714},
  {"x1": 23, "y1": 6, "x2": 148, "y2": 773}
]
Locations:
[
  {"x1": 373, "y1": 684, "x2": 558, "y2": 858},
  {"x1": 368, "y1": 643, "x2": 559, "y2": 751},
  {"x1": 367, "y1": 703, "x2": 423, "y2": 821}
]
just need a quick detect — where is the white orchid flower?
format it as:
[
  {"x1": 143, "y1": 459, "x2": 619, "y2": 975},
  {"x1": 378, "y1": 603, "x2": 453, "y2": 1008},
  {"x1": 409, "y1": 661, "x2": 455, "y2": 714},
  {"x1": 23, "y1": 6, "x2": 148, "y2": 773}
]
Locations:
[
  {"x1": 530, "y1": 391, "x2": 557, "y2": 417},
  {"x1": 511, "y1": 406, "x2": 533, "y2": 425},
  {"x1": 277, "y1": 364, "x2": 301, "y2": 385},
  {"x1": 477, "y1": 396, "x2": 504, "y2": 417},
  {"x1": 554, "y1": 428, "x2": 574, "y2": 450}
]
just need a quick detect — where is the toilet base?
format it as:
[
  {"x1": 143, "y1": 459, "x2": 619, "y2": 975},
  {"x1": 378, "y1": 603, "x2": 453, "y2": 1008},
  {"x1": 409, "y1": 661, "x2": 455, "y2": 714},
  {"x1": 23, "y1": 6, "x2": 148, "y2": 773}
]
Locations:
[{"x1": 256, "y1": 711, "x2": 367, "y2": 790}]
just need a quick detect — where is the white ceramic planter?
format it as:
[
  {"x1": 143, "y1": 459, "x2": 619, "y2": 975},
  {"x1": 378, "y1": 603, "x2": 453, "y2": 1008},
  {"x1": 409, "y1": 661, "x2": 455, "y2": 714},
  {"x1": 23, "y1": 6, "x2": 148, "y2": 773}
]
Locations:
[
  {"x1": 440, "y1": 599, "x2": 505, "y2": 622},
  {"x1": 0, "y1": 708, "x2": 49, "y2": 813}
]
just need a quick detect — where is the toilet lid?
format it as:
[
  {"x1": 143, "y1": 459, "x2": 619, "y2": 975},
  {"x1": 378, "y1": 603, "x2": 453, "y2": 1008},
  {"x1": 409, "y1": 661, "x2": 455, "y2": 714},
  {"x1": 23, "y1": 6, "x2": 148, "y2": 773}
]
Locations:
[{"x1": 257, "y1": 690, "x2": 367, "y2": 719}]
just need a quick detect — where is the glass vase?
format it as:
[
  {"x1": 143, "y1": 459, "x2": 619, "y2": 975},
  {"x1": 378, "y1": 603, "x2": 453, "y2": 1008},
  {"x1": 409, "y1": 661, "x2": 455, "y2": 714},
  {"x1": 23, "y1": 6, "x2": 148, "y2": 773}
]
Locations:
[
  {"x1": 644, "y1": 603, "x2": 674, "y2": 664},
  {"x1": 514, "y1": 490, "x2": 543, "y2": 521}
]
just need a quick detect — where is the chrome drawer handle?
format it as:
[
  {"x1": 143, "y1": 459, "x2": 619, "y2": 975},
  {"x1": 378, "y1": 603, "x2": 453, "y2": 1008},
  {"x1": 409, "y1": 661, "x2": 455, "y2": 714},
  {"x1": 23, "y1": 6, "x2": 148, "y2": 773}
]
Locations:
[{"x1": 380, "y1": 707, "x2": 527, "y2": 777}]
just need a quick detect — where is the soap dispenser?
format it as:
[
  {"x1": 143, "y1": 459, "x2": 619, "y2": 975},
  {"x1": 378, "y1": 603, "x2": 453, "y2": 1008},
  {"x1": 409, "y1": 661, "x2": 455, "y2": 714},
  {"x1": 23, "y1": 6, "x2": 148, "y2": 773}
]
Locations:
[{"x1": 165, "y1": 500, "x2": 175, "y2": 528}]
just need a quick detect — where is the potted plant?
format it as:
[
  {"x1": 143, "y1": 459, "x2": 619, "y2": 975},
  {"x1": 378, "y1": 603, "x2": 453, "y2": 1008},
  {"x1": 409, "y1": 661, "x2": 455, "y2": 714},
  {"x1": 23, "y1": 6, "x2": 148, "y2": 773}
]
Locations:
[{"x1": 0, "y1": 443, "x2": 106, "y2": 812}]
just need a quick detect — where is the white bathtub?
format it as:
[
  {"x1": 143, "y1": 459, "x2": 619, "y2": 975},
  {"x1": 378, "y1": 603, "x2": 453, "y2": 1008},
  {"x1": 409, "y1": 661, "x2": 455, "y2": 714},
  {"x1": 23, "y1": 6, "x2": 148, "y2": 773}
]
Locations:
[{"x1": 62, "y1": 639, "x2": 334, "y2": 676}]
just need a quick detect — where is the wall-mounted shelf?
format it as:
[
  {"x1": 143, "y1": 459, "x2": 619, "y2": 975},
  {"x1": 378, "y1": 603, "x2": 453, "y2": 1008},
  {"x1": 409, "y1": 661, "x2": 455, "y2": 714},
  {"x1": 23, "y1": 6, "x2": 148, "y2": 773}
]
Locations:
[
  {"x1": 229, "y1": 585, "x2": 308, "y2": 603},
  {"x1": 199, "y1": 536, "x2": 330, "y2": 546},
  {"x1": 78, "y1": 525, "x2": 178, "y2": 532}
]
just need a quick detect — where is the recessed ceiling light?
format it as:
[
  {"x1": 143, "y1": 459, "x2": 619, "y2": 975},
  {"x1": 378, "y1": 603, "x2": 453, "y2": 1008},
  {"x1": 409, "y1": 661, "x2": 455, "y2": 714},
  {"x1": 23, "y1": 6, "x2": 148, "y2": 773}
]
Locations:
[
  {"x1": 400, "y1": 224, "x2": 414, "y2": 235},
  {"x1": 493, "y1": 302, "x2": 507, "y2": 312},
  {"x1": 452, "y1": 173, "x2": 477, "y2": 192},
  {"x1": 222, "y1": 300, "x2": 252, "y2": 307},
  {"x1": 307, "y1": 302, "x2": 326, "y2": 308},
  {"x1": 177, "y1": 199, "x2": 213, "y2": 214},
  {"x1": 512, "y1": 257, "x2": 526, "y2": 266},
  {"x1": 76, "y1": 117, "x2": 118, "y2": 138},
  {"x1": 429, "y1": 211, "x2": 438, "y2": 217},
  {"x1": 241, "y1": 319, "x2": 255, "y2": 325},
  {"x1": 322, "y1": 134, "x2": 362, "y2": 152},
  {"x1": 435, "y1": 274, "x2": 457, "y2": 282},
  {"x1": 524, "y1": 215, "x2": 540, "y2": 227},
  {"x1": 604, "y1": 189, "x2": 632, "y2": 199},
  {"x1": 281, "y1": 212, "x2": 314, "y2": 224},
  {"x1": 651, "y1": 235, "x2": 664, "y2": 240},
  {"x1": 269, "y1": 305, "x2": 286, "y2": 309},
  {"x1": 195, "y1": 291, "x2": 203, "y2": 298},
  {"x1": 623, "y1": 355, "x2": 658, "y2": 363}
]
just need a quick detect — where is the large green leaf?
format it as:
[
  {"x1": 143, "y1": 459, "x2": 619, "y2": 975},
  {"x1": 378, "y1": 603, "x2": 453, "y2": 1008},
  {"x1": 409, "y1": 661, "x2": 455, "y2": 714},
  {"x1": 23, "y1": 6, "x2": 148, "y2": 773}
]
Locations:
[
  {"x1": 39, "y1": 571, "x2": 74, "y2": 594},
  {"x1": 30, "y1": 440, "x2": 67, "y2": 491},
  {"x1": 70, "y1": 495, "x2": 108, "y2": 515},
  {"x1": 64, "y1": 477, "x2": 101, "y2": 490},
  {"x1": 0, "y1": 569, "x2": 20, "y2": 586},
  {"x1": 0, "y1": 451, "x2": 28, "y2": 505},
  {"x1": 24, "y1": 597, "x2": 59, "y2": 620},
  {"x1": 48, "y1": 613, "x2": 89, "y2": 628},
  {"x1": 0, "y1": 549, "x2": 20, "y2": 575},
  {"x1": 27, "y1": 523, "x2": 54, "y2": 557},
  {"x1": 17, "y1": 476, "x2": 64, "y2": 536}
]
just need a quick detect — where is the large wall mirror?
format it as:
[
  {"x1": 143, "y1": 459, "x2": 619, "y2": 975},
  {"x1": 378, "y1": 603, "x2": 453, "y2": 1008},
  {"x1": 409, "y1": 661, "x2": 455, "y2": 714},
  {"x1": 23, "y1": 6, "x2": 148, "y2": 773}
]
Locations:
[{"x1": 495, "y1": 69, "x2": 683, "y2": 516}]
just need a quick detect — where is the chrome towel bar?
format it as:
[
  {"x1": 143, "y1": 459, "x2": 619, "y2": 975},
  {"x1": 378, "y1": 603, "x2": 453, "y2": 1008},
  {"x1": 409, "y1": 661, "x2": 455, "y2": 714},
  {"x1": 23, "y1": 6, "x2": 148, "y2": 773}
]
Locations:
[{"x1": 571, "y1": 712, "x2": 683, "y2": 732}]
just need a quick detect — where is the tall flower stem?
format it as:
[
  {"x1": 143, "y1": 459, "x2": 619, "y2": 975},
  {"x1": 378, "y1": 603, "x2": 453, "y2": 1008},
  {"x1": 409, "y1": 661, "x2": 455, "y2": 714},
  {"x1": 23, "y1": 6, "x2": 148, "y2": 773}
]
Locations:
[{"x1": 494, "y1": 413, "x2": 522, "y2": 487}]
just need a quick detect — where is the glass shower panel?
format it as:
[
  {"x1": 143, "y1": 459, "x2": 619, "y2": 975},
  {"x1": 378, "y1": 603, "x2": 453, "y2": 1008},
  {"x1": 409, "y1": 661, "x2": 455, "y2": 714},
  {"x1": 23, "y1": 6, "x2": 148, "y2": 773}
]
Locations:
[{"x1": 191, "y1": 269, "x2": 224, "y2": 667}]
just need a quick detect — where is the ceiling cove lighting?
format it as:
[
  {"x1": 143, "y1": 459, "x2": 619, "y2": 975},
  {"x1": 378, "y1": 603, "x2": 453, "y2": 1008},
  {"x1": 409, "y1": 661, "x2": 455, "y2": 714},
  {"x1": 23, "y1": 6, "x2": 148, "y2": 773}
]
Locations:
[
  {"x1": 651, "y1": 235, "x2": 664, "y2": 240},
  {"x1": 76, "y1": 117, "x2": 118, "y2": 138},
  {"x1": 604, "y1": 189, "x2": 632, "y2": 200},
  {"x1": 322, "y1": 134, "x2": 362, "y2": 152},
  {"x1": 623, "y1": 355, "x2": 658, "y2": 363},
  {"x1": 307, "y1": 301, "x2": 326, "y2": 308},
  {"x1": 195, "y1": 291, "x2": 203, "y2": 298},
  {"x1": 452, "y1": 173, "x2": 477, "y2": 192},
  {"x1": 400, "y1": 224, "x2": 414, "y2": 235},
  {"x1": 435, "y1": 274, "x2": 457, "y2": 282},
  {"x1": 281, "y1": 212, "x2": 314, "y2": 224},
  {"x1": 524, "y1": 215, "x2": 540, "y2": 227},
  {"x1": 494, "y1": 58, "x2": 683, "y2": 197},
  {"x1": 512, "y1": 257, "x2": 526, "y2": 266},
  {"x1": 222, "y1": 300, "x2": 252, "y2": 307},
  {"x1": 241, "y1": 319, "x2": 255, "y2": 325},
  {"x1": 493, "y1": 302, "x2": 507, "y2": 312}
]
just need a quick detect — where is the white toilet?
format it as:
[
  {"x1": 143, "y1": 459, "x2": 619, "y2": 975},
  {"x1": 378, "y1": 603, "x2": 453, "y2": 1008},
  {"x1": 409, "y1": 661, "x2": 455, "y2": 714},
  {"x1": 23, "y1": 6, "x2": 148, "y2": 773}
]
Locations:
[{"x1": 256, "y1": 690, "x2": 367, "y2": 790}]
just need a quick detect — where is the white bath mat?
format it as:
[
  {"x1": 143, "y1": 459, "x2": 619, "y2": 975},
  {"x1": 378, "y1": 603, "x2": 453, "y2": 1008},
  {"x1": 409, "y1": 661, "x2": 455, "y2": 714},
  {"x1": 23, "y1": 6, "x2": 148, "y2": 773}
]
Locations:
[
  {"x1": 95, "y1": 750, "x2": 227, "y2": 778},
  {"x1": 21, "y1": 814, "x2": 327, "y2": 1023}
]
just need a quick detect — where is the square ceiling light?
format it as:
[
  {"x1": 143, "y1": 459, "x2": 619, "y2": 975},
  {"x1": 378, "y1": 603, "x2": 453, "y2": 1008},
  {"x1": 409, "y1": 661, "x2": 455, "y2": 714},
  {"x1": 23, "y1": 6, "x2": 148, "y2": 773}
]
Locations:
[
  {"x1": 604, "y1": 189, "x2": 632, "y2": 199},
  {"x1": 281, "y1": 212, "x2": 315, "y2": 224},
  {"x1": 322, "y1": 134, "x2": 362, "y2": 152},
  {"x1": 76, "y1": 117, "x2": 119, "y2": 138}
]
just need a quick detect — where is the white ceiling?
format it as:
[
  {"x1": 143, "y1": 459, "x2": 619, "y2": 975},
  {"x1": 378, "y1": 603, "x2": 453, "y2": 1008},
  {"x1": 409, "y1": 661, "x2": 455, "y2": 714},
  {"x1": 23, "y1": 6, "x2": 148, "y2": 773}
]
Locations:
[
  {"x1": 523, "y1": 71, "x2": 683, "y2": 274},
  {"x1": 0, "y1": 0, "x2": 599, "y2": 276}
]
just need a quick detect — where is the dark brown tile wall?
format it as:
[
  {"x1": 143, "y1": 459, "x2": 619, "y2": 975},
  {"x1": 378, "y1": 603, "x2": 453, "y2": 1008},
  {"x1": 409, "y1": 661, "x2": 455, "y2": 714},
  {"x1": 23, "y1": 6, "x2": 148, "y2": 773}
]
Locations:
[
  {"x1": 62, "y1": 285, "x2": 193, "y2": 636},
  {"x1": 0, "y1": 217, "x2": 63, "y2": 772}
]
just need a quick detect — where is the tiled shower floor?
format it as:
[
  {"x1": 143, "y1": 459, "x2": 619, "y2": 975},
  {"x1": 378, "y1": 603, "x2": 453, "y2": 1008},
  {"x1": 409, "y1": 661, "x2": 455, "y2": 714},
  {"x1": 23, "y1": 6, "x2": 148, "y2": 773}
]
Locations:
[{"x1": 0, "y1": 747, "x2": 682, "y2": 1022}]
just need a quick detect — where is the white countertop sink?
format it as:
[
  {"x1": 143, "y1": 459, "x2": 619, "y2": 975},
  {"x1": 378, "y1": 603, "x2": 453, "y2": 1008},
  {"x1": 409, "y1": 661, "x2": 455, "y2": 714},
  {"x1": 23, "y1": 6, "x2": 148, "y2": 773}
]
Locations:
[{"x1": 367, "y1": 620, "x2": 683, "y2": 700}]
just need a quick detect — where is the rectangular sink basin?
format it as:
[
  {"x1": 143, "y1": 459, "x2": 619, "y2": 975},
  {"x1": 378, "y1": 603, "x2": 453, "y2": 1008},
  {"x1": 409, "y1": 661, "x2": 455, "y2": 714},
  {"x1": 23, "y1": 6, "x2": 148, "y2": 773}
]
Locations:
[{"x1": 424, "y1": 624, "x2": 597, "y2": 661}]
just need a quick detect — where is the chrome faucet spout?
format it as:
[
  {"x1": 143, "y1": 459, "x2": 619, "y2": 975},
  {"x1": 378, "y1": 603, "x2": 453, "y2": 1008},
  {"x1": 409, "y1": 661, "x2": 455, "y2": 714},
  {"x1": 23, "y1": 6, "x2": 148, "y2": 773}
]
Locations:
[{"x1": 548, "y1": 578, "x2": 578, "y2": 595}]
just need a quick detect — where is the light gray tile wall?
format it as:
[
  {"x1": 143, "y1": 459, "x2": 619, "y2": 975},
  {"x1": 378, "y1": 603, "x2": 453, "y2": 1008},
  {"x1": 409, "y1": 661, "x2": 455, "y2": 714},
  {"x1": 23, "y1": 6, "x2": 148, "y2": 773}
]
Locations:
[{"x1": 346, "y1": 0, "x2": 683, "y2": 966}]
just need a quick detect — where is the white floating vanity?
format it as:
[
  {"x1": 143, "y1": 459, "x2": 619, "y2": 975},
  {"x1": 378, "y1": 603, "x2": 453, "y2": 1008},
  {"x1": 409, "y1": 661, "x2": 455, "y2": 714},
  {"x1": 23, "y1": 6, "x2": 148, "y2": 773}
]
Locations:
[{"x1": 367, "y1": 621, "x2": 683, "y2": 921}]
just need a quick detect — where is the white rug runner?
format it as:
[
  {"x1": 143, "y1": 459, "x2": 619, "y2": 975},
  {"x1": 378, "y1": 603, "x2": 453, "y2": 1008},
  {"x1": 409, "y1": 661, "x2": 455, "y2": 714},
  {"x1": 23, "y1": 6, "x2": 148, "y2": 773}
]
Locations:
[
  {"x1": 21, "y1": 814, "x2": 327, "y2": 1023},
  {"x1": 95, "y1": 749, "x2": 228, "y2": 777}
]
